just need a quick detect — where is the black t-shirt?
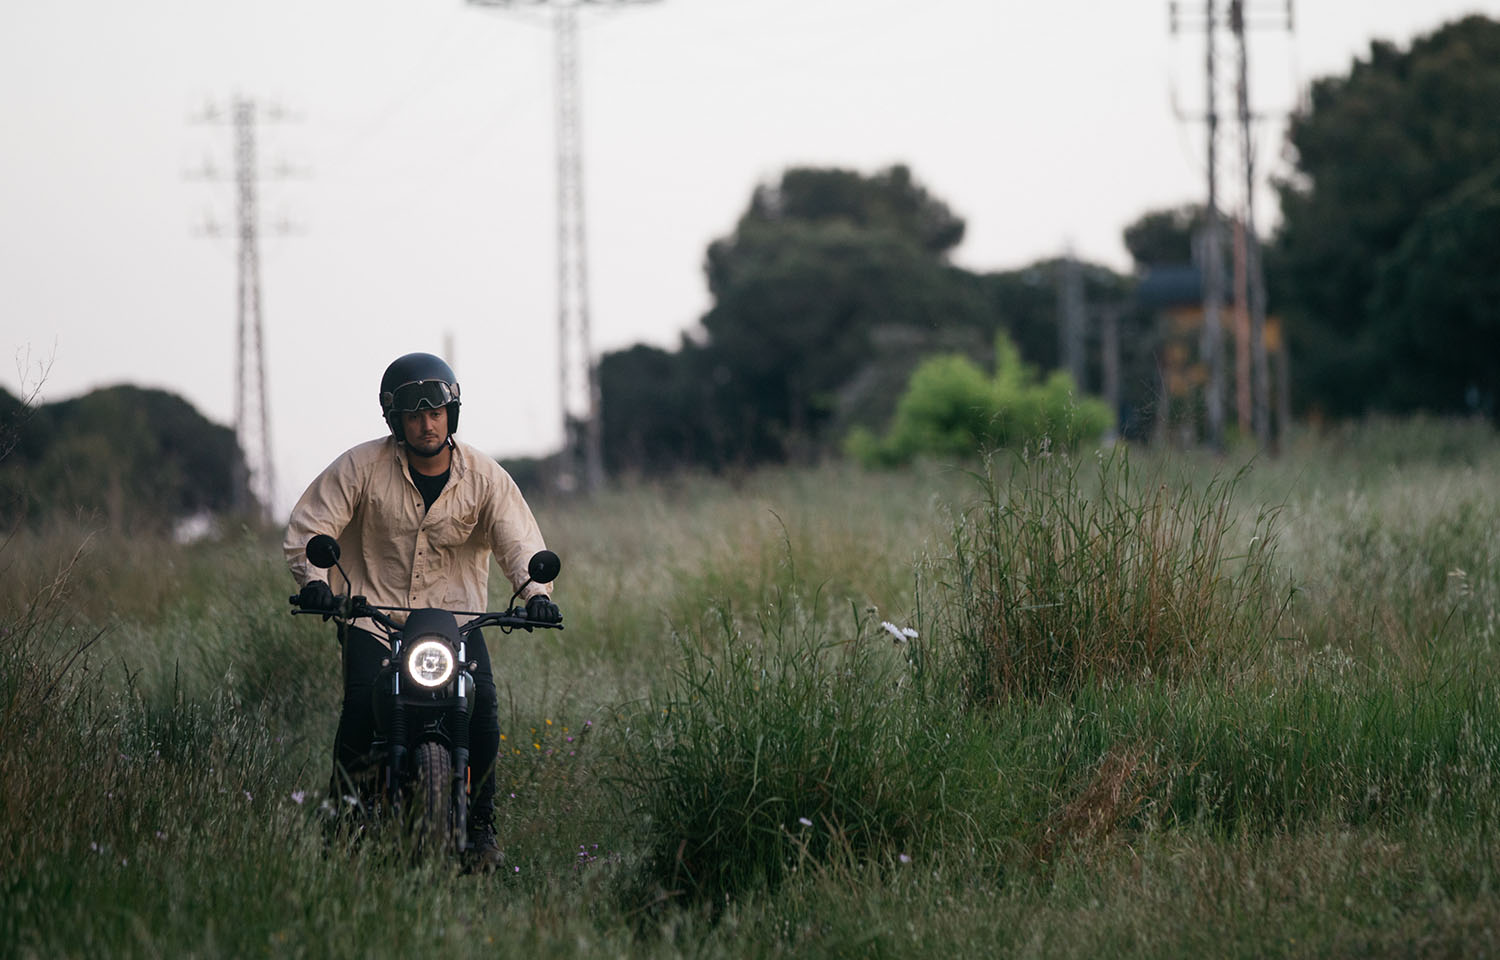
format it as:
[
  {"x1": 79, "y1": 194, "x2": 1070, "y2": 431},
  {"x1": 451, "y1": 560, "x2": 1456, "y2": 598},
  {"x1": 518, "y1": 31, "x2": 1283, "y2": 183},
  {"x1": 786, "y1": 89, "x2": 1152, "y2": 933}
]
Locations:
[{"x1": 410, "y1": 467, "x2": 450, "y2": 512}]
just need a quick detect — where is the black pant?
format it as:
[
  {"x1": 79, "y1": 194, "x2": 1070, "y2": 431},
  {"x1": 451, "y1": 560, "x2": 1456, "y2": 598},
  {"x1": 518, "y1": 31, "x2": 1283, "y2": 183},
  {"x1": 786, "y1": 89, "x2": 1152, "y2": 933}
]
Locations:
[{"x1": 332, "y1": 626, "x2": 502, "y2": 832}]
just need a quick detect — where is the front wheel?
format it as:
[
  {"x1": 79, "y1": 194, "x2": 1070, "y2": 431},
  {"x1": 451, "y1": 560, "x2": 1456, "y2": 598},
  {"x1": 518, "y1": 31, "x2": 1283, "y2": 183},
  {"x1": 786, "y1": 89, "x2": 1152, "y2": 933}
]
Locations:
[{"x1": 413, "y1": 740, "x2": 455, "y2": 855}]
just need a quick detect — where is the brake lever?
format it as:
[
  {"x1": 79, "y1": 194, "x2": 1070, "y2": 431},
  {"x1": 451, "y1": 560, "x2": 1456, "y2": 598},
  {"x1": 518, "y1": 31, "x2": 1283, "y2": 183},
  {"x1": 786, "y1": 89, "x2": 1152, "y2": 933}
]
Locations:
[{"x1": 287, "y1": 593, "x2": 355, "y2": 621}]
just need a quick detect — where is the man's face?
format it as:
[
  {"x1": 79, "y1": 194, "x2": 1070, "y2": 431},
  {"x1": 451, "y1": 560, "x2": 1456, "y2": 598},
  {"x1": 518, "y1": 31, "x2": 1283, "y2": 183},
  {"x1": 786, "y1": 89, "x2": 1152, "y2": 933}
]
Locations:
[{"x1": 401, "y1": 406, "x2": 449, "y2": 458}]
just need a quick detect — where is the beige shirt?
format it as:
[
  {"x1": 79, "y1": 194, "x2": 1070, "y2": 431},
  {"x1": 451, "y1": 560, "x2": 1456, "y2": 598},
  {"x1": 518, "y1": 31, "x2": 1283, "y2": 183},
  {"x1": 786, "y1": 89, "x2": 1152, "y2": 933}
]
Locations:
[{"x1": 284, "y1": 436, "x2": 551, "y2": 637}]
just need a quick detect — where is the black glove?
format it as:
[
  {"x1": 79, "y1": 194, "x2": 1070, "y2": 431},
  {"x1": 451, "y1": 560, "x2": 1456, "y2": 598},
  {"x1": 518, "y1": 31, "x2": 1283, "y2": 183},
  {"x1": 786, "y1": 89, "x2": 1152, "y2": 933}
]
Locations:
[
  {"x1": 298, "y1": 580, "x2": 338, "y2": 620},
  {"x1": 525, "y1": 594, "x2": 562, "y2": 625}
]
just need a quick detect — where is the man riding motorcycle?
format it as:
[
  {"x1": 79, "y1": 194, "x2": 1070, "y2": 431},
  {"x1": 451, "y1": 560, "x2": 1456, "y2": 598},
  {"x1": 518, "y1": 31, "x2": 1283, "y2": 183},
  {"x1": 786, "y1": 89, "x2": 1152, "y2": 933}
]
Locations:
[{"x1": 283, "y1": 352, "x2": 562, "y2": 866}]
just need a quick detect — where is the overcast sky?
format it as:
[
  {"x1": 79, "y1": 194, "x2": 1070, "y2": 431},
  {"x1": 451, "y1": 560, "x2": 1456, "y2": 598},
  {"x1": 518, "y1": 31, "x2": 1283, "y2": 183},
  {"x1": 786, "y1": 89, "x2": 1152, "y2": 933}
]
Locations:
[{"x1": 3, "y1": 0, "x2": 1496, "y2": 516}]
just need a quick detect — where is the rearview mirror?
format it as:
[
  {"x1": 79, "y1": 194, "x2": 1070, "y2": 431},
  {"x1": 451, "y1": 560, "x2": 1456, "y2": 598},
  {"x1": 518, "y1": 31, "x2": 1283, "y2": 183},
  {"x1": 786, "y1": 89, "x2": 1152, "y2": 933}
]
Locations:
[
  {"x1": 527, "y1": 550, "x2": 561, "y2": 585},
  {"x1": 306, "y1": 535, "x2": 342, "y2": 570}
]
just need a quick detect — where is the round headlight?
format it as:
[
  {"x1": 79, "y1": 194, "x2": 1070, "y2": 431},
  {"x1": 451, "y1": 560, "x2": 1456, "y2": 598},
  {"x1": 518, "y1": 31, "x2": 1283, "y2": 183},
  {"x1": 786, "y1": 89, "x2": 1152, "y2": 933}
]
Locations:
[{"x1": 406, "y1": 638, "x2": 455, "y2": 688}]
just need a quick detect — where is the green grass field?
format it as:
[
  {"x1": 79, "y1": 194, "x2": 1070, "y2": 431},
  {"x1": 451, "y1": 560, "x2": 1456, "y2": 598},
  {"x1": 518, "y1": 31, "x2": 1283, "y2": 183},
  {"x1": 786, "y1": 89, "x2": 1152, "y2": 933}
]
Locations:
[{"x1": 5, "y1": 417, "x2": 1499, "y2": 957}]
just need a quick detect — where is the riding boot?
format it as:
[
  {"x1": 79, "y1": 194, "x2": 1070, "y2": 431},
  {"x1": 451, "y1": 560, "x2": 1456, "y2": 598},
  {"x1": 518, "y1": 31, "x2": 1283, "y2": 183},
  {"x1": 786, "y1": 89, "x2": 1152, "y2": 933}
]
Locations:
[{"x1": 465, "y1": 819, "x2": 504, "y2": 869}]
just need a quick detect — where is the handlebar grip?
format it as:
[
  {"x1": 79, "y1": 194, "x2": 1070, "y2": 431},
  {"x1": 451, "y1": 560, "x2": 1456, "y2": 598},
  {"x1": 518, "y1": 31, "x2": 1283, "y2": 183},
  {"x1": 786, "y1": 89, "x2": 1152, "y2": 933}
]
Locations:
[{"x1": 288, "y1": 595, "x2": 300, "y2": 606}]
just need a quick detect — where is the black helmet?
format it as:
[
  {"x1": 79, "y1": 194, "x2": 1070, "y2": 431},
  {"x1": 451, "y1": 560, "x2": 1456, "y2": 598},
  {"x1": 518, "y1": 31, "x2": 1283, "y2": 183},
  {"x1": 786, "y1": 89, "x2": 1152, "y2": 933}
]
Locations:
[{"x1": 379, "y1": 353, "x2": 461, "y2": 438}]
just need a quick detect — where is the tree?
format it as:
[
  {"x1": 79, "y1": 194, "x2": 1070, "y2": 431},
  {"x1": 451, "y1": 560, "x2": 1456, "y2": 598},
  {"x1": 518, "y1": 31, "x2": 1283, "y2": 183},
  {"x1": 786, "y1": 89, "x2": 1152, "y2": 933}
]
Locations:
[
  {"x1": 980, "y1": 257, "x2": 1134, "y2": 373},
  {"x1": 0, "y1": 385, "x2": 249, "y2": 528},
  {"x1": 1122, "y1": 204, "x2": 1204, "y2": 268},
  {"x1": 730, "y1": 164, "x2": 966, "y2": 259},
  {"x1": 601, "y1": 165, "x2": 994, "y2": 473},
  {"x1": 598, "y1": 339, "x2": 731, "y2": 475},
  {"x1": 1270, "y1": 15, "x2": 1500, "y2": 418},
  {"x1": 701, "y1": 217, "x2": 993, "y2": 459},
  {"x1": 597, "y1": 164, "x2": 1129, "y2": 474},
  {"x1": 1368, "y1": 163, "x2": 1500, "y2": 418}
]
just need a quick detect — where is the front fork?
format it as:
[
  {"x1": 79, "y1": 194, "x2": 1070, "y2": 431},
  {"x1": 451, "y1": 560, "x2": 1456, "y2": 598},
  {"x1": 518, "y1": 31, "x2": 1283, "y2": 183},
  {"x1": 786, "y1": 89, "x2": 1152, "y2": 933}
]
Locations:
[
  {"x1": 383, "y1": 660, "x2": 475, "y2": 850},
  {"x1": 385, "y1": 668, "x2": 408, "y2": 812},
  {"x1": 452, "y1": 664, "x2": 472, "y2": 850}
]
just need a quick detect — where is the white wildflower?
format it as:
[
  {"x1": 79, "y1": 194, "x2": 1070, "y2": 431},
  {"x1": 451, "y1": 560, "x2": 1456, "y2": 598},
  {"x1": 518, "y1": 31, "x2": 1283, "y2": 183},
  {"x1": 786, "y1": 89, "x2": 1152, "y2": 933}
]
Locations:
[{"x1": 880, "y1": 621, "x2": 918, "y2": 643}]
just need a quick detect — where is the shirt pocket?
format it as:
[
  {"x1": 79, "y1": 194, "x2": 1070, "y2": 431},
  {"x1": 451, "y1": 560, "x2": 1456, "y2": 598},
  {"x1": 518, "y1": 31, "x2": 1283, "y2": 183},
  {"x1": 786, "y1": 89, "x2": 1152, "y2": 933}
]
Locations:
[{"x1": 429, "y1": 512, "x2": 479, "y2": 550}]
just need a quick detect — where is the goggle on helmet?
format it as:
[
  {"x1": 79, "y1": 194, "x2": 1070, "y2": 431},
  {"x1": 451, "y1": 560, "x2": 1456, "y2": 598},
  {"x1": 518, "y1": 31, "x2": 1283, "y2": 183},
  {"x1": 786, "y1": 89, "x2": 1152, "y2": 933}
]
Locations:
[{"x1": 381, "y1": 379, "x2": 460, "y2": 415}]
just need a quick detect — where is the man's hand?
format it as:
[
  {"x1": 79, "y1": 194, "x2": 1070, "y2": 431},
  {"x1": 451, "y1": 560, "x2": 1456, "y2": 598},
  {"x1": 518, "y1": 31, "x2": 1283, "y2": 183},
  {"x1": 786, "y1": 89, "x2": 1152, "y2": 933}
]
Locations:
[
  {"x1": 525, "y1": 594, "x2": 562, "y2": 625},
  {"x1": 298, "y1": 580, "x2": 339, "y2": 620}
]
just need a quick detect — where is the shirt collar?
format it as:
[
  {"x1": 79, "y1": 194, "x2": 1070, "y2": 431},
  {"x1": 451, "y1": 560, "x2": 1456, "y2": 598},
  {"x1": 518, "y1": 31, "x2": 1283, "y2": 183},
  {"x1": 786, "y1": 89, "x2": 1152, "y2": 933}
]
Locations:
[{"x1": 386, "y1": 435, "x2": 464, "y2": 479}]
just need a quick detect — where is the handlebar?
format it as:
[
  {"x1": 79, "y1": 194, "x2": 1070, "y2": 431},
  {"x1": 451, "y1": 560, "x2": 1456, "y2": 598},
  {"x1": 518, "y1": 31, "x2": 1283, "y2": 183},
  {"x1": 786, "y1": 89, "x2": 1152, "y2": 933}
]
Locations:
[
  {"x1": 459, "y1": 610, "x2": 564, "y2": 633},
  {"x1": 288, "y1": 594, "x2": 563, "y2": 633},
  {"x1": 288, "y1": 594, "x2": 399, "y2": 630}
]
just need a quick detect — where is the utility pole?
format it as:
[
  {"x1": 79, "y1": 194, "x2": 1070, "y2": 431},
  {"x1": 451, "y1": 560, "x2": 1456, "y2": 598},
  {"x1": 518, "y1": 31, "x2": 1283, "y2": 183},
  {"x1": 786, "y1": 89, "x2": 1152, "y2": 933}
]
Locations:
[
  {"x1": 1232, "y1": 214, "x2": 1251, "y2": 436},
  {"x1": 1171, "y1": 0, "x2": 1227, "y2": 452},
  {"x1": 1200, "y1": 0, "x2": 1226, "y2": 452},
  {"x1": 467, "y1": 0, "x2": 659, "y2": 494},
  {"x1": 1230, "y1": 0, "x2": 1293, "y2": 452},
  {"x1": 1101, "y1": 303, "x2": 1122, "y2": 439},
  {"x1": 189, "y1": 97, "x2": 300, "y2": 522},
  {"x1": 1058, "y1": 248, "x2": 1087, "y2": 392}
]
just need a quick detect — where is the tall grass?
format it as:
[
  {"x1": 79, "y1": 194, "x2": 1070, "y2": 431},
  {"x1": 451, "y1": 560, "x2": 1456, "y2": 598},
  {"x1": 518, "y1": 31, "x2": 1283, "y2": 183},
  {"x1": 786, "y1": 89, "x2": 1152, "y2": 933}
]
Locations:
[
  {"x1": 5, "y1": 421, "x2": 1500, "y2": 956},
  {"x1": 933, "y1": 448, "x2": 1288, "y2": 704},
  {"x1": 616, "y1": 595, "x2": 953, "y2": 909}
]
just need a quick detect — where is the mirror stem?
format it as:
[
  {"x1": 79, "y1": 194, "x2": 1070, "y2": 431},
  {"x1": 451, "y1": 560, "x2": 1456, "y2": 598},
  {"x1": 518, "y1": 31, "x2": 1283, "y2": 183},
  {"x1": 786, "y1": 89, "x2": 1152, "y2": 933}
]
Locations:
[
  {"x1": 331, "y1": 559, "x2": 352, "y2": 596},
  {"x1": 508, "y1": 577, "x2": 535, "y2": 612}
]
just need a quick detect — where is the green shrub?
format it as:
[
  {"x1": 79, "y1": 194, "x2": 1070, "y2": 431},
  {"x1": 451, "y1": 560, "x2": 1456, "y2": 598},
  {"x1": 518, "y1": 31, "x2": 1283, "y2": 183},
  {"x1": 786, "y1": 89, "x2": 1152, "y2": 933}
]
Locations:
[
  {"x1": 931, "y1": 449, "x2": 1289, "y2": 704},
  {"x1": 848, "y1": 332, "x2": 1113, "y2": 466}
]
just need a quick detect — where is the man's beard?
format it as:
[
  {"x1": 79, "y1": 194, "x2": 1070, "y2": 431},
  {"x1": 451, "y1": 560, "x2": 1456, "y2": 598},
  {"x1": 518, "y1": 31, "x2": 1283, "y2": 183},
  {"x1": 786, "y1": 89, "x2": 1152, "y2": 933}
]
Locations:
[{"x1": 406, "y1": 434, "x2": 448, "y2": 458}]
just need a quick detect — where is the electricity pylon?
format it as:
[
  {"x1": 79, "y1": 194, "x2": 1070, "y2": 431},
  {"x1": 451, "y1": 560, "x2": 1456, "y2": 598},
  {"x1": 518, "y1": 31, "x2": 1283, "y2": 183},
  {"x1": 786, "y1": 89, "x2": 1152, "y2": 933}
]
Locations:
[
  {"x1": 190, "y1": 97, "x2": 299, "y2": 521},
  {"x1": 467, "y1": 0, "x2": 659, "y2": 494}
]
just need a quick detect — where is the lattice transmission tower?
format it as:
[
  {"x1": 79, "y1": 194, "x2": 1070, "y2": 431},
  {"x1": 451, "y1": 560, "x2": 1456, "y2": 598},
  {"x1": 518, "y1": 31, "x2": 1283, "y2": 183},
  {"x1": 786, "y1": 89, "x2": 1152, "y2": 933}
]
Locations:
[
  {"x1": 233, "y1": 99, "x2": 276, "y2": 520},
  {"x1": 190, "y1": 97, "x2": 298, "y2": 521},
  {"x1": 468, "y1": 0, "x2": 659, "y2": 494}
]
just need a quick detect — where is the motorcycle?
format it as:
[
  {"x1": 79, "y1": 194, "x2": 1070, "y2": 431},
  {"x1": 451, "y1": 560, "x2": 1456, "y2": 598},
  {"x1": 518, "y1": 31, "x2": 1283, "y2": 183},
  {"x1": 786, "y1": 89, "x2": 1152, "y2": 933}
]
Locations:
[{"x1": 289, "y1": 533, "x2": 562, "y2": 856}]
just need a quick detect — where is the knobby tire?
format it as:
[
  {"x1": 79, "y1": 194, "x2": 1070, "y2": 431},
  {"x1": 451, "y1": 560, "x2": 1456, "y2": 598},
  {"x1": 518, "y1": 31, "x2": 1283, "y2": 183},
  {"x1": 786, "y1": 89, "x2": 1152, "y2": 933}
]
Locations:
[{"x1": 413, "y1": 740, "x2": 455, "y2": 857}]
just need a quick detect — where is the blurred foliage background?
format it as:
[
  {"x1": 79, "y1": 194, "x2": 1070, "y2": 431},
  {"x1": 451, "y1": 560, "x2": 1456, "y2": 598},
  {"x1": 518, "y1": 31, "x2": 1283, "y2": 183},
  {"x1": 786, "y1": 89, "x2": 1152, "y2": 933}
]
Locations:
[{"x1": 3, "y1": 16, "x2": 1499, "y2": 525}]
